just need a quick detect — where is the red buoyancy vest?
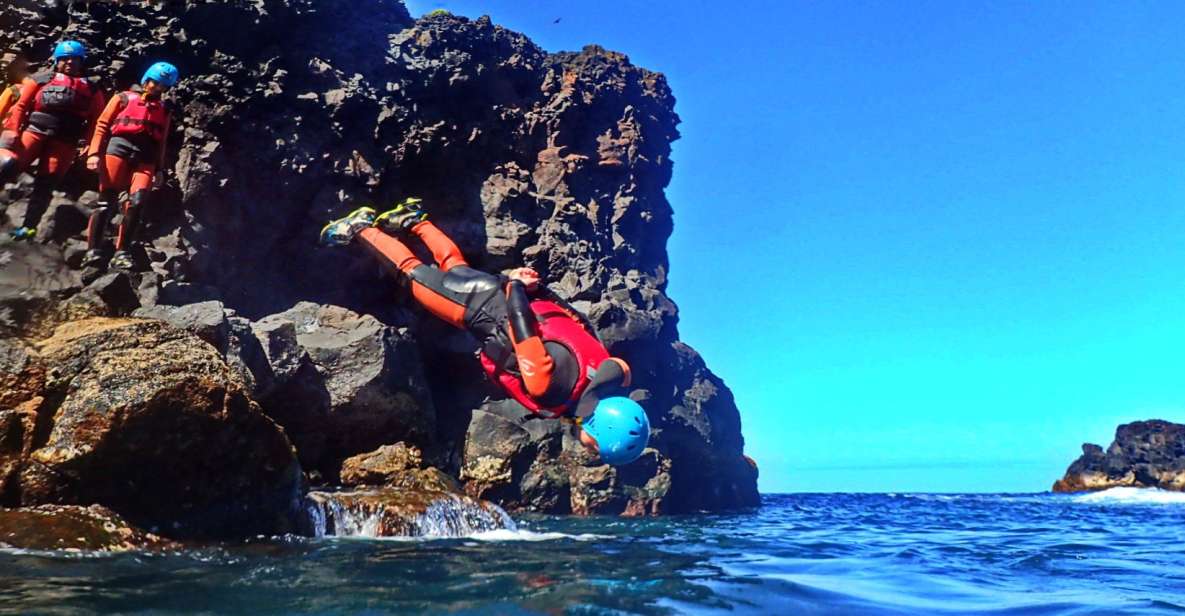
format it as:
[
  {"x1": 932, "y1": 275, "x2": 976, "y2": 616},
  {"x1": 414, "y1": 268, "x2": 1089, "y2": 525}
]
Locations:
[
  {"x1": 479, "y1": 300, "x2": 609, "y2": 418},
  {"x1": 33, "y1": 73, "x2": 97, "y2": 118},
  {"x1": 111, "y1": 92, "x2": 168, "y2": 143}
]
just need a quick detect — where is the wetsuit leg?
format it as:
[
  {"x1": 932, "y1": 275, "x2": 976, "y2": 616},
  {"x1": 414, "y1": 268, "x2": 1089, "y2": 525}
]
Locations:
[
  {"x1": 99, "y1": 153, "x2": 133, "y2": 193},
  {"x1": 89, "y1": 155, "x2": 133, "y2": 250},
  {"x1": 408, "y1": 220, "x2": 468, "y2": 272},
  {"x1": 356, "y1": 226, "x2": 469, "y2": 327},
  {"x1": 115, "y1": 190, "x2": 149, "y2": 251},
  {"x1": 114, "y1": 164, "x2": 155, "y2": 251},
  {"x1": 21, "y1": 138, "x2": 75, "y2": 229},
  {"x1": 0, "y1": 130, "x2": 44, "y2": 184},
  {"x1": 86, "y1": 190, "x2": 118, "y2": 250}
]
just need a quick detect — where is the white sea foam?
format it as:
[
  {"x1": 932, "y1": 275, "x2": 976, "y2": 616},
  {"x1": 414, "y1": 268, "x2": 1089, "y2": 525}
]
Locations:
[
  {"x1": 1072, "y1": 487, "x2": 1185, "y2": 505},
  {"x1": 316, "y1": 527, "x2": 608, "y2": 543},
  {"x1": 467, "y1": 529, "x2": 609, "y2": 542}
]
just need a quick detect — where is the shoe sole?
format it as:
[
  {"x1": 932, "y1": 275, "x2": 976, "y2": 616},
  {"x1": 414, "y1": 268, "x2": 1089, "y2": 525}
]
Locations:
[
  {"x1": 319, "y1": 206, "x2": 377, "y2": 245},
  {"x1": 374, "y1": 209, "x2": 426, "y2": 232}
]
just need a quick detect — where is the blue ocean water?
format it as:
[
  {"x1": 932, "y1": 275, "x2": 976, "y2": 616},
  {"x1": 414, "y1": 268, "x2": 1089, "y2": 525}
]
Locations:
[{"x1": 2, "y1": 489, "x2": 1185, "y2": 615}]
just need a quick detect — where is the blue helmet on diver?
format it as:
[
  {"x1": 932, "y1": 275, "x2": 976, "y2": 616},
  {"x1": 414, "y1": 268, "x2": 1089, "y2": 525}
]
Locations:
[{"x1": 582, "y1": 396, "x2": 650, "y2": 465}]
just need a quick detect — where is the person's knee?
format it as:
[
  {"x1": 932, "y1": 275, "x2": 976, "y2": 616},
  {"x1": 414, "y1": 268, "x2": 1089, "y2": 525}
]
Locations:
[
  {"x1": 129, "y1": 189, "x2": 150, "y2": 209},
  {"x1": 0, "y1": 153, "x2": 18, "y2": 183}
]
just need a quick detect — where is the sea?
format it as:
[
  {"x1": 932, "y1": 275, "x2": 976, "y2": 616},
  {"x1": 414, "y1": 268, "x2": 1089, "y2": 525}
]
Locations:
[{"x1": 2, "y1": 488, "x2": 1184, "y2": 615}]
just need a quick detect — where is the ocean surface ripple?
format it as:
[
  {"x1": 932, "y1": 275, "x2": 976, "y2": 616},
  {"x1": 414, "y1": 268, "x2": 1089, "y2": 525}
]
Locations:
[{"x1": 2, "y1": 489, "x2": 1184, "y2": 615}]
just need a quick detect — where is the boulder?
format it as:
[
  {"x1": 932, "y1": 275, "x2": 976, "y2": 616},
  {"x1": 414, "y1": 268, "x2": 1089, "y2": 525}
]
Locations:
[
  {"x1": 251, "y1": 303, "x2": 435, "y2": 477},
  {"x1": 0, "y1": 505, "x2": 173, "y2": 552},
  {"x1": 133, "y1": 300, "x2": 230, "y2": 351},
  {"x1": 21, "y1": 318, "x2": 303, "y2": 539},
  {"x1": 340, "y1": 442, "x2": 423, "y2": 484}
]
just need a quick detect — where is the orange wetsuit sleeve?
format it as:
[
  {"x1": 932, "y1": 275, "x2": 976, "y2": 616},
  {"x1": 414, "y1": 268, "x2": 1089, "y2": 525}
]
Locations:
[
  {"x1": 506, "y1": 280, "x2": 556, "y2": 399},
  {"x1": 0, "y1": 87, "x2": 15, "y2": 124},
  {"x1": 87, "y1": 93, "x2": 124, "y2": 158},
  {"x1": 82, "y1": 87, "x2": 107, "y2": 149},
  {"x1": 3, "y1": 77, "x2": 39, "y2": 133}
]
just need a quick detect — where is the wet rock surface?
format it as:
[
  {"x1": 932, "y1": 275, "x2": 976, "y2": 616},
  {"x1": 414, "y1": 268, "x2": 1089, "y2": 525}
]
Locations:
[
  {"x1": 304, "y1": 488, "x2": 512, "y2": 538},
  {"x1": 1053, "y1": 420, "x2": 1185, "y2": 493},
  {"x1": 0, "y1": 0, "x2": 757, "y2": 525},
  {"x1": 0, "y1": 504, "x2": 173, "y2": 552},
  {"x1": 7, "y1": 318, "x2": 303, "y2": 540}
]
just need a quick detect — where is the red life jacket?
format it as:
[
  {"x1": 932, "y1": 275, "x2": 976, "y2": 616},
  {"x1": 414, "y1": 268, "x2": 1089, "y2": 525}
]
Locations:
[
  {"x1": 478, "y1": 300, "x2": 609, "y2": 418},
  {"x1": 110, "y1": 92, "x2": 168, "y2": 143},
  {"x1": 32, "y1": 72, "x2": 97, "y2": 118}
]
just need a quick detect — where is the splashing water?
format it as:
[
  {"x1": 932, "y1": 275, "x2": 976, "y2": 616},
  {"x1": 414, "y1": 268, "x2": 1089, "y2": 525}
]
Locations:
[
  {"x1": 303, "y1": 491, "x2": 516, "y2": 538},
  {"x1": 1072, "y1": 486, "x2": 1185, "y2": 505}
]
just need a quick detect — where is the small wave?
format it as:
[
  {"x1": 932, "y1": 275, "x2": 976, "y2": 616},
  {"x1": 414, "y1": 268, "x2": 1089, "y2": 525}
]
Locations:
[
  {"x1": 468, "y1": 529, "x2": 610, "y2": 542},
  {"x1": 315, "y1": 528, "x2": 610, "y2": 543},
  {"x1": 1072, "y1": 487, "x2": 1185, "y2": 505}
]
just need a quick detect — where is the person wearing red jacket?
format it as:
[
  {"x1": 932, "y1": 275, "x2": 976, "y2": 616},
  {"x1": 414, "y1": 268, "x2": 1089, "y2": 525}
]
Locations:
[
  {"x1": 0, "y1": 41, "x2": 105, "y2": 240},
  {"x1": 0, "y1": 51, "x2": 29, "y2": 126},
  {"x1": 320, "y1": 199, "x2": 652, "y2": 466},
  {"x1": 83, "y1": 61, "x2": 178, "y2": 270}
]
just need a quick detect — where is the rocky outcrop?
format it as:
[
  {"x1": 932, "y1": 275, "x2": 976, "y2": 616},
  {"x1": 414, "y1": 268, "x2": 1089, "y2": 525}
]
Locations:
[
  {"x1": 249, "y1": 303, "x2": 434, "y2": 479},
  {"x1": 8, "y1": 317, "x2": 303, "y2": 539},
  {"x1": 339, "y1": 442, "x2": 458, "y2": 492},
  {"x1": 0, "y1": 0, "x2": 757, "y2": 518},
  {"x1": 1053, "y1": 420, "x2": 1185, "y2": 493},
  {"x1": 0, "y1": 504, "x2": 174, "y2": 552}
]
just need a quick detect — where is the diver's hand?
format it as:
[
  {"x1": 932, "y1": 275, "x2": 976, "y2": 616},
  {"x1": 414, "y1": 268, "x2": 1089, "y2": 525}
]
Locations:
[
  {"x1": 508, "y1": 267, "x2": 540, "y2": 292},
  {"x1": 86, "y1": 155, "x2": 100, "y2": 171}
]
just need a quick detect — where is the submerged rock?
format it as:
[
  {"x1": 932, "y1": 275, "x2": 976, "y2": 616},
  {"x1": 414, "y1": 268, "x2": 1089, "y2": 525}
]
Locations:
[
  {"x1": 304, "y1": 488, "x2": 513, "y2": 538},
  {"x1": 0, "y1": 505, "x2": 172, "y2": 552},
  {"x1": 1053, "y1": 420, "x2": 1185, "y2": 493}
]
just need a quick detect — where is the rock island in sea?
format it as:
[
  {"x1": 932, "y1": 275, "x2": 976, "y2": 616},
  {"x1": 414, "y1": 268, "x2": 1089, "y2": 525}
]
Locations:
[
  {"x1": 1053, "y1": 420, "x2": 1185, "y2": 493},
  {"x1": 0, "y1": 0, "x2": 758, "y2": 546}
]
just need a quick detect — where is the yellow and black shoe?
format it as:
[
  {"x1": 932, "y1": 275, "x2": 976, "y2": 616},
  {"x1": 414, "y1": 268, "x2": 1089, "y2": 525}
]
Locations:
[
  {"x1": 374, "y1": 197, "x2": 428, "y2": 233},
  {"x1": 319, "y1": 206, "x2": 377, "y2": 247}
]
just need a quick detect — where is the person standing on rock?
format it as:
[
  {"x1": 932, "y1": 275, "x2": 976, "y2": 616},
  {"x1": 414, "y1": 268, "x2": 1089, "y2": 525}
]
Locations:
[
  {"x1": 0, "y1": 51, "x2": 30, "y2": 125},
  {"x1": 320, "y1": 199, "x2": 651, "y2": 466},
  {"x1": 82, "y1": 61, "x2": 179, "y2": 271},
  {"x1": 0, "y1": 41, "x2": 105, "y2": 240}
]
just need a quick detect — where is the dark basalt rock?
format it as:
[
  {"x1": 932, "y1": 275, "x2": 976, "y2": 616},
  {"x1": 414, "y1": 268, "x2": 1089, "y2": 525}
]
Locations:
[
  {"x1": 1053, "y1": 420, "x2": 1185, "y2": 492},
  {"x1": 0, "y1": 0, "x2": 757, "y2": 515},
  {"x1": 249, "y1": 302, "x2": 435, "y2": 479}
]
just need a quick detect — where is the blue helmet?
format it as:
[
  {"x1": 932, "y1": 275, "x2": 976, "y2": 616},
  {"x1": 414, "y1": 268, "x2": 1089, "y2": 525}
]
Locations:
[
  {"x1": 52, "y1": 40, "x2": 86, "y2": 61},
  {"x1": 582, "y1": 397, "x2": 650, "y2": 465},
  {"x1": 142, "y1": 61, "x2": 179, "y2": 88}
]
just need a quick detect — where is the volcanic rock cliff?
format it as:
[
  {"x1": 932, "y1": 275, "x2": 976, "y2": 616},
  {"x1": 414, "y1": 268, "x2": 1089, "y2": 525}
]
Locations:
[
  {"x1": 1053, "y1": 420, "x2": 1185, "y2": 493},
  {"x1": 0, "y1": 0, "x2": 758, "y2": 538}
]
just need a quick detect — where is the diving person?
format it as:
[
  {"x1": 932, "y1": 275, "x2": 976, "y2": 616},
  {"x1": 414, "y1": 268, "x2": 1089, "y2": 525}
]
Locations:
[
  {"x1": 83, "y1": 61, "x2": 179, "y2": 270},
  {"x1": 0, "y1": 40, "x2": 106, "y2": 240},
  {"x1": 320, "y1": 199, "x2": 651, "y2": 466}
]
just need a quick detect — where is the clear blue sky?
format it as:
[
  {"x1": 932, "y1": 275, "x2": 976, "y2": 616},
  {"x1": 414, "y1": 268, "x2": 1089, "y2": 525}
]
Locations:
[{"x1": 406, "y1": 0, "x2": 1185, "y2": 493}]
